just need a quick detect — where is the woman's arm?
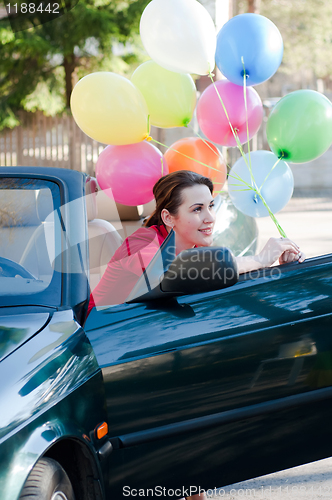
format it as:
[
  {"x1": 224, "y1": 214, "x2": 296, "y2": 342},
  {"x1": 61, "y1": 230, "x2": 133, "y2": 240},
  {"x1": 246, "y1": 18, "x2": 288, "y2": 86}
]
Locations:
[{"x1": 236, "y1": 237, "x2": 306, "y2": 274}]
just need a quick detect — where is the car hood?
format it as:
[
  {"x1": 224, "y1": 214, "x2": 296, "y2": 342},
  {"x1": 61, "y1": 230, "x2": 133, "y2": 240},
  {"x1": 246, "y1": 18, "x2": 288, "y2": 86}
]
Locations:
[{"x1": 0, "y1": 312, "x2": 50, "y2": 363}]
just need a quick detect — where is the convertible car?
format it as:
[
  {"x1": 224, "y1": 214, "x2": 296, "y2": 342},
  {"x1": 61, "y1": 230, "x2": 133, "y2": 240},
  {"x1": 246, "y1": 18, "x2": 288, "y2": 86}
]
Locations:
[{"x1": 1, "y1": 166, "x2": 332, "y2": 500}]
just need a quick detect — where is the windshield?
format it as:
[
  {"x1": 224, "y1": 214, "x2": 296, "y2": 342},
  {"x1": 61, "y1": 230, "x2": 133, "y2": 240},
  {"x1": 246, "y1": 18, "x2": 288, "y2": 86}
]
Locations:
[{"x1": 0, "y1": 178, "x2": 61, "y2": 306}]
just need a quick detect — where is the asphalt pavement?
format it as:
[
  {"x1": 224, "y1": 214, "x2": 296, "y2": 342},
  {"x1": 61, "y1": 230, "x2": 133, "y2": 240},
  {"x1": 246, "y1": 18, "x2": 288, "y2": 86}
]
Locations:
[
  {"x1": 209, "y1": 189, "x2": 332, "y2": 499},
  {"x1": 209, "y1": 457, "x2": 332, "y2": 499},
  {"x1": 255, "y1": 189, "x2": 332, "y2": 259}
]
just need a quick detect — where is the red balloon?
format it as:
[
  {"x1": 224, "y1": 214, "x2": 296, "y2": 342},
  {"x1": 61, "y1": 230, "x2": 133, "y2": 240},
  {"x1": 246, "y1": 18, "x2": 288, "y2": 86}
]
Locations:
[{"x1": 196, "y1": 80, "x2": 263, "y2": 146}]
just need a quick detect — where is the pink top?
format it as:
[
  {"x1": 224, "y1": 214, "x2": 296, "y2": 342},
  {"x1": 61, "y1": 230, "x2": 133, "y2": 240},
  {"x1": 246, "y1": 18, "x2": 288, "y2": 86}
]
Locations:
[{"x1": 87, "y1": 224, "x2": 169, "y2": 315}]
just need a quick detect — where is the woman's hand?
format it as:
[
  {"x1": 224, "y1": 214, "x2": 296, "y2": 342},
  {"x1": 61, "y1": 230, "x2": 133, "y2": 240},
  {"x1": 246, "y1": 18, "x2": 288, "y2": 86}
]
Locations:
[
  {"x1": 236, "y1": 237, "x2": 306, "y2": 274},
  {"x1": 257, "y1": 237, "x2": 306, "y2": 268}
]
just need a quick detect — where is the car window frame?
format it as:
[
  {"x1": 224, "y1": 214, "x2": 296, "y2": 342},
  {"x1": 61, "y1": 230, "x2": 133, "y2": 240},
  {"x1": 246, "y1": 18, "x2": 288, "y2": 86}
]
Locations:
[{"x1": 0, "y1": 175, "x2": 63, "y2": 308}]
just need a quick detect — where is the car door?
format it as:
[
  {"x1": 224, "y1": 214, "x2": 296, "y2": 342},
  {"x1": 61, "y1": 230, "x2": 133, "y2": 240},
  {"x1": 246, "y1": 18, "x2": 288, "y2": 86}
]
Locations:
[{"x1": 85, "y1": 254, "x2": 332, "y2": 498}]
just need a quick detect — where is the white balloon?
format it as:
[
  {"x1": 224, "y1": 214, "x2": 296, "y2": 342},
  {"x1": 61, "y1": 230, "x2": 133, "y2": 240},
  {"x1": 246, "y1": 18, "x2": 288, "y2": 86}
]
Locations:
[{"x1": 140, "y1": 0, "x2": 216, "y2": 75}]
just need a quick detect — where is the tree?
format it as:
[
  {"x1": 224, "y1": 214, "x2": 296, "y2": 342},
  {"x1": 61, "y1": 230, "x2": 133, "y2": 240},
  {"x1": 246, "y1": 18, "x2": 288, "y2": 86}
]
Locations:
[
  {"x1": 247, "y1": 0, "x2": 260, "y2": 13},
  {"x1": 0, "y1": 0, "x2": 150, "y2": 129}
]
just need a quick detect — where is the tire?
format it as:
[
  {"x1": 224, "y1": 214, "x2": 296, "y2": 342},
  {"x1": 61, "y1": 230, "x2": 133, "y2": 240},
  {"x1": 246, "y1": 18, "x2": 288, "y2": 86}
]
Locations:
[{"x1": 19, "y1": 457, "x2": 75, "y2": 500}]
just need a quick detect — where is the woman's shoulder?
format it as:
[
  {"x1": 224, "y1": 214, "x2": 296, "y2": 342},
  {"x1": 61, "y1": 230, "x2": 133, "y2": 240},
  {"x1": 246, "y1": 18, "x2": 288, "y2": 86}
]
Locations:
[
  {"x1": 112, "y1": 225, "x2": 167, "y2": 260},
  {"x1": 126, "y1": 224, "x2": 167, "y2": 248}
]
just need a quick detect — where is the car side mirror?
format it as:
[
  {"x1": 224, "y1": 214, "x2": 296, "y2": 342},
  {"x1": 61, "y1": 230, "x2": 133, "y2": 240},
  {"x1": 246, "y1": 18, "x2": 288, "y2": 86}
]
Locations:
[
  {"x1": 161, "y1": 246, "x2": 238, "y2": 295},
  {"x1": 126, "y1": 229, "x2": 238, "y2": 303}
]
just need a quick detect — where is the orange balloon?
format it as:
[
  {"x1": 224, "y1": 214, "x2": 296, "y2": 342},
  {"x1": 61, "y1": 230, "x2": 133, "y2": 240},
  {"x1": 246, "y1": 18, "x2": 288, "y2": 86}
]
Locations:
[{"x1": 164, "y1": 137, "x2": 227, "y2": 192}]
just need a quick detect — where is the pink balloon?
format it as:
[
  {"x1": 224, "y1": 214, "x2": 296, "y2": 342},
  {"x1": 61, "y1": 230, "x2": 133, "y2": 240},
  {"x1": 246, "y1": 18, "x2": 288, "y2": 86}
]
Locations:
[
  {"x1": 196, "y1": 80, "x2": 264, "y2": 146},
  {"x1": 96, "y1": 141, "x2": 168, "y2": 206}
]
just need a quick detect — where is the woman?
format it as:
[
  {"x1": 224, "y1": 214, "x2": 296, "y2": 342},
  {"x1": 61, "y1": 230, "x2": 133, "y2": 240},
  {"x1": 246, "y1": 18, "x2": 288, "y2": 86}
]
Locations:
[
  {"x1": 88, "y1": 170, "x2": 304, "y2": 500},
  {"x1": 88, "y1": 170, "x2": 305, "y2": 314}
]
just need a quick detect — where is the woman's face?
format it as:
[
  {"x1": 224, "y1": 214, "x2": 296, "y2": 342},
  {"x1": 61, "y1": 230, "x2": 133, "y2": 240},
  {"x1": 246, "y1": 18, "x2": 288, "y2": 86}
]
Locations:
[{"x1": 163, "y1": 184, "x2": 216, "y2": 251}]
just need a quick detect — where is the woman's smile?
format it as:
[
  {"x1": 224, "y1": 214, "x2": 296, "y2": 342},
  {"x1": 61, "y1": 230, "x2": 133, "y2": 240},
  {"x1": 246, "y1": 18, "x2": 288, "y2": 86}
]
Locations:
[
  {"x1": 198, "y1": 227, "x2": 213, "y2": 235},
  {"x1": 162, "y1": 184, "x2": 216, "y2": 254}
]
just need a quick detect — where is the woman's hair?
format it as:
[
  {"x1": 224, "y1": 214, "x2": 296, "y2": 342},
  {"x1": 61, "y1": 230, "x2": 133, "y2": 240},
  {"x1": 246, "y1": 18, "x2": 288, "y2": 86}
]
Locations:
[{"x1": 144, "y1": 170, "x2": 214, "y2": 228}]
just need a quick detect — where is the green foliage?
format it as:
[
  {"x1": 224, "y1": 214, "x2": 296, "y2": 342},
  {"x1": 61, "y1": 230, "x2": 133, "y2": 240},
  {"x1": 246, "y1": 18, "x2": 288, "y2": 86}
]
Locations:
[
  {"x1": 0, "y1": 0, "x2": 150, "y2": 130},
  {"x1": 261, "y1": 0, "x2": 332, "y2": 79},
  {"x1": 22, "y1": 78, "x2": 65, "y2": 115}
]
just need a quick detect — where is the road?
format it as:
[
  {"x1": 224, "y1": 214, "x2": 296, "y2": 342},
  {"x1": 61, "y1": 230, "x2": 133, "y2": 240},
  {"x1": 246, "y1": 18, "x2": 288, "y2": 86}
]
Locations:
[
  {"x1": 209, "y1": 457, "x2": 332, "y2": 499},
  {"x1": 256, "y1": 189, "x2": 332, "y2": 259},
  {"x1": 209, "y1": 189, "x2": 332, "y2": 499}
]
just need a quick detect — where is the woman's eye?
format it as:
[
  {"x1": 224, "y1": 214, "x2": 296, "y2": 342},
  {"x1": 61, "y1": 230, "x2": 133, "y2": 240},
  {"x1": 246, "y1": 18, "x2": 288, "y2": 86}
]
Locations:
[{"x1": 193, "y1": 204, "x2": 214, "y2": 212}]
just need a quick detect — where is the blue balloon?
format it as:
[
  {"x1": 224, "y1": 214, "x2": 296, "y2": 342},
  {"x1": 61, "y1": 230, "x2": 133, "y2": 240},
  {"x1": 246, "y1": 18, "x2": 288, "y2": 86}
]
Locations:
[
  {"x1": 215, "y1": 14, "x2": 283, "y2": 86},
  {"x1": 228, "y1": 151, "x2": 294, "y2": 218}
]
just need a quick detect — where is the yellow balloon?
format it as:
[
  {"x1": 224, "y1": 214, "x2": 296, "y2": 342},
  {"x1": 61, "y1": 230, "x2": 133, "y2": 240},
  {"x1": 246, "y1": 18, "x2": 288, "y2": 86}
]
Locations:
[
  {"x1": 70, "y1": 72, "x2": 150, "y2": 145},
  {"x1": 131, "y1": 61, "x2": 197, "y2": 128}
]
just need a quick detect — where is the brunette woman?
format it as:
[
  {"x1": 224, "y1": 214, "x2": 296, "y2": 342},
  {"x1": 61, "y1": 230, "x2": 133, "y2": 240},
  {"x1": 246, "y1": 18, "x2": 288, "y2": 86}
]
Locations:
[
  {"x1": 87, "y1": 170, "x2": 305, "y2": 500},
  {"x1": 88, "y1": 170, "x2": 304, "y2": 314}
]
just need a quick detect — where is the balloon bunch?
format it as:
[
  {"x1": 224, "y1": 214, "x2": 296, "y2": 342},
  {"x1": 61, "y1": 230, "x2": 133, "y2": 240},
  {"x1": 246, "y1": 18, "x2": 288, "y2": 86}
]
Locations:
[
  {"x1": 70, "y1": 0, "x2": 226, "y2": 206},
  {"x1": 70, "y1": 0, "x2": 332, "y2": 228},
  {"x1": 70, "y1": 72, "x2": 167, "y2": 206},
  {"x1": 214, "y1": 15, "x2": 332, "y2": 233}
]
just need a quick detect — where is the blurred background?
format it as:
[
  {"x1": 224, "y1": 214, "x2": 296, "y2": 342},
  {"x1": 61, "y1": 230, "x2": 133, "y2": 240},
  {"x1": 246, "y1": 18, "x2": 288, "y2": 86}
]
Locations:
[
  {"x1": 0, "y1": 0, "x2": 331, "y2": 257},
  {"x1": 1, "y1": 0, "x2": 331, "y2": 181}
]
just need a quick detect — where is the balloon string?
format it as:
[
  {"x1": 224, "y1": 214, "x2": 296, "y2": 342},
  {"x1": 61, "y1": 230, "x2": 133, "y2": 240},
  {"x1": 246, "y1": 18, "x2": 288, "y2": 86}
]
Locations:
[
  {"x1": 207, "y1": 73, "x2": 262, "y2": 206},
  {"x1": 241, "y1": 58, "x2": 255, "y2": 190},
  {"x1": 188, "y1": 124, "x2": 221, "y2": 159},
  {"x1": 228, "y1": 171, "x2": 256, "y2": 191},
  {"x1": 208, "y1": 69, "x2": 286, "y2": 237},
  {"x1": 208, "y1": 71, "x2": 250, "y2": 172},
  {"x1": 229, "y1": 171, "x2": 287, "y2": 237},
  {"x1": 149, "y1": 137, "x2": 221, "y2": 173},
  {"x1": 259, "y1": 155, "x2": 283, "y2": 191},
  {"x1": 257, "y1": 194, "x2": 287, "y2": 238},
  {"x1": 230, "y1": 169, "x2": 287, "y2": 237},
  {"x1": 227, "y1": 163, "x2": 286, "y2": 242},
  {"x1": 240, "y1": 60, "x2": 287, "y2": 237}
]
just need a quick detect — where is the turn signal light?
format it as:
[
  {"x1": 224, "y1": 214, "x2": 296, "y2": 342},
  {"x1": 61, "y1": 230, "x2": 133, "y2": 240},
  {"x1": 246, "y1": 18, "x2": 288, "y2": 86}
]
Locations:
[{"x1": 95, "y1": 422, "x2": 108, "y2": 440}]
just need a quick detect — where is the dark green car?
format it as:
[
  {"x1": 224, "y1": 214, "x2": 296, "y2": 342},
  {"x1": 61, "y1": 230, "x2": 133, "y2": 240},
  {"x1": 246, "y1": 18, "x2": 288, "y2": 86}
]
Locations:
[{"x1": 1, "y1": 166, "x2": 332, "y2": 500}]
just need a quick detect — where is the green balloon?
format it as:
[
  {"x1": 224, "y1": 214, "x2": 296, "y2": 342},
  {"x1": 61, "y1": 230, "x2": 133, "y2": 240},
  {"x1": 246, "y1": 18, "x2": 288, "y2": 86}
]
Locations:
[
  {"x1": 266, "y1": 90, "x2": 332, "y2": 163},
  {"x1": 131, "y1": 60, "x2": 197, "y2": 129}
]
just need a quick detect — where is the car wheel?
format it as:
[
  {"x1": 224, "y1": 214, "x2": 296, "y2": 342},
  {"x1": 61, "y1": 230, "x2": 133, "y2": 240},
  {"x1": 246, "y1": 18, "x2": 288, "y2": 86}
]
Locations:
[{"x1": 19, "y1": 457, "x2": 75, "y2": 500}]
